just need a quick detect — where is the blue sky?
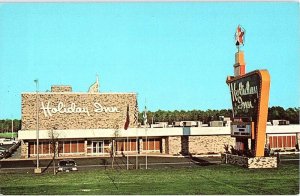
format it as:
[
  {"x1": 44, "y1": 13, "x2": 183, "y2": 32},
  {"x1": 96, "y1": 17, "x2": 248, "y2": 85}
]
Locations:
[{"x1": 0, "y1": 2, "x2": 299, "y2": 119}]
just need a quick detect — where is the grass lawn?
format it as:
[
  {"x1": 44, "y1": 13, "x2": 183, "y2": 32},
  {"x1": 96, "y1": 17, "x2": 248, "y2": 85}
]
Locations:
[
  {"x1": 0, "y1": 132, "x2": 17, "y2": 138},
  {"x1": 0, "y1": 163, "x2": 299, "y2": 195}
]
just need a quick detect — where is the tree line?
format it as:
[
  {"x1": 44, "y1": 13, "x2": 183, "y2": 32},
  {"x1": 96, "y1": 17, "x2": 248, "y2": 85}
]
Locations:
[
  {"x1": 268, "y1": 106, "x2": 299, "y2": 124},
  {"x1": 139, "y1": 106, "x2": 299, "y2": 125},
  {"x1": 0, "y1": 106, "x2": 298, "y2": 132},
  {"x1": 0, "y1": 119, "x2": 21, "y2": 133}
]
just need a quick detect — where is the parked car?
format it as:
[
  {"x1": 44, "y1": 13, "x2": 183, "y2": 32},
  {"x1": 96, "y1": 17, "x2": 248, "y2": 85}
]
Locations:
[
  {"x1": 57, "y1": 159, "x2": 78, "y2": 172},
  {"x1": 0, "y1": 138, "x2": 18, "y2": 145},
  {"x1": 0, "y1": 146, "x2": 8, "y2": 158},
  {"x1": 0, "y1": 146, "x2": 6, "y2": 152}
]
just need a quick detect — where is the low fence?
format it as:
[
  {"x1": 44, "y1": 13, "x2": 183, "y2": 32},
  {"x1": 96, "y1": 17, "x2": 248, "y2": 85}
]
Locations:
[{"x1": 276, "y1": 151, "x2": 300, "y2": 163}]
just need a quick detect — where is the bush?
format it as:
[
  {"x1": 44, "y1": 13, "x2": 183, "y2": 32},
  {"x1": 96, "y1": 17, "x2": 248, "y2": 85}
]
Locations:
[
  {"x1": 223, "y1": 144, "x2": 230, "y2": 153},
  {"x1": 229, "y1": 145, "x2": 254, "y2": 157}
]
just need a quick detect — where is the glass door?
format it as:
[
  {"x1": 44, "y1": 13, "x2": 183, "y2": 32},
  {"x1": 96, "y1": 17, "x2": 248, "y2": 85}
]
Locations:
[
  {"x1": 92, "y1": 141, "x2": 104, "y2": 154},
  {"x1": 98, "y1": 141, "x2": 103, "y2": 153}
]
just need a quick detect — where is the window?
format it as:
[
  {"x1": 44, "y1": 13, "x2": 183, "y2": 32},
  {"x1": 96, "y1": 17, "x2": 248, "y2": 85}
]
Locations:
[
  {"x1": 143, "y1": 138, "x2": 161, "y2": 151},
  {"x1": 115, "y1": 139, "x2": 137, "y2": 152}
]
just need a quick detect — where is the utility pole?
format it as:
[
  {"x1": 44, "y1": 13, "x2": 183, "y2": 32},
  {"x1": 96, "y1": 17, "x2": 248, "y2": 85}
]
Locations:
[
  {"x1": 34, "y1": 79, "x2": 41, "y2": 174},
  {"x1": 127, "y1": 135, "x2": 129, "y2": 170},
  {"x1": 11, "y1": 119, "x2": 13, "y2": 139},
  {"x1": 143, "y1": 105, "x2": 148, "y2": 170},
  {"x1": 136, "y1": 127, "x2": 138, "y2": 169}
]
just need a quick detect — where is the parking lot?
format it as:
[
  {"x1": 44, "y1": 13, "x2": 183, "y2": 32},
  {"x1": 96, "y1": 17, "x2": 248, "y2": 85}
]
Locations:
[
  {"x1": 0, "y1": 144, "x2": 16, "y2": 156},
  {"x1": 0, "y1": 142, "x2": 20, "y2": 159},
  {"x1": 0, "y1": 155, "x2": 221, "y2": 173}
]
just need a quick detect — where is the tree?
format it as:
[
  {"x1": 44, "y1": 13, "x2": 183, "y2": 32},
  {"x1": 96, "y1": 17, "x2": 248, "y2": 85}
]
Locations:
[
  {"x1": 48, "y1": 127, "x2": 60, "y2": 175},
  {"x1": 111, "y1": 123, "x2": 120, "y2": 169},
  {"x1": 268, "y1": 106, "x2": 285, "y2": 121},
  {"x1": 0, "y1": 119, "x2": 21, "y2": 133},
  {"x1": 285, "y1": 107, "x2": 299, "y2": 124}
]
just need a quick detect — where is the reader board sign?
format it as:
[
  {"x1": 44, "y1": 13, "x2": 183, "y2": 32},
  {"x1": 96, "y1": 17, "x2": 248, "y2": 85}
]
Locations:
[{"x1": 231, "y1": 122, "x2": 254, "y2": 138}]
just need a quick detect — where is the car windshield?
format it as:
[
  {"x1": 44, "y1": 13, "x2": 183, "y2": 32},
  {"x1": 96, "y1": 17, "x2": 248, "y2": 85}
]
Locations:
[
  {"x1": 67, "y1": 161, "x2": 75, "y2": 166},
  {"x1": 59, "y1": 160, "x2": 75, "y2": 166}
]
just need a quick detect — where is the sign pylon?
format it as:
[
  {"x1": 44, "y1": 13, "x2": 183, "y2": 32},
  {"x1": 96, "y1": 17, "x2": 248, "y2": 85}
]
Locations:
[{"x1": 227, "y1": 25, "x2": 270, "y2": 157}]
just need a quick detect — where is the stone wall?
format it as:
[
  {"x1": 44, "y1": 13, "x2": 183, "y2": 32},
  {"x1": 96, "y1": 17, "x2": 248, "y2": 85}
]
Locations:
[
  {"x1": 21, "y1": 93, "x2": 138, "y2": 130},
  {"x1": 167, "y1": 135, "x2": 235, "y2": 155},
  {"x1": 221, "y1": 154, "x2": 248, "y2": 167},
  {"x1": 161, "y1": 137, "x2": 166, "y2": 154},
  {"x1": 167, "y1": 136, "x2": 182, "y2": 155},
  {"x1": 51, "y1": 85, "x2": 72, "y2": 92},
  {"x1": 221, "y1": 154, "x2": 277, "y2": 168},
  {"x1": 189, "y1": 135, "x2": 235, "y2": 154},
  {"x1": 248, "y1": 157, "x2": 277, "y2": 168},
  {"x1": 21, "y1": 141, "x2": 29, "y2": 158}
]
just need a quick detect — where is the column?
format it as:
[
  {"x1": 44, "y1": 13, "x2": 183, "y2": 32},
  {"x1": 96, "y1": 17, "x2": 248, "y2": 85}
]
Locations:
[{"x1": 161, "y1": 137, "x2": 166, "y2": 154}]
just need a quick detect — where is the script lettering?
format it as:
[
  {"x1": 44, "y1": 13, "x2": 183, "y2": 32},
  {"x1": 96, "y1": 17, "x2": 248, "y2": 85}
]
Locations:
[
  {"x1": 40, "y1": 101, "x2": 120, "y2": 117},
  {"x1": 94, "y1": 103, "x2": 120, "y2": 113},
  {"x1": 230, "y1": 81, "x2": 258, "y2": 114},
  {"x1": 40, "y1": 101, "x2": 90, "y2": 117}
]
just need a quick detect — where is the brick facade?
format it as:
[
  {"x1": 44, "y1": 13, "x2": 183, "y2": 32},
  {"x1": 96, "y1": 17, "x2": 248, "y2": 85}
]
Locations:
[
  {"x1": 167, "y1": 135, "x2": 235, "y2": 155},
  {"x1": 21, "y1": 93, "x2": 138, "y2": 130},
  {"x1": 21, "y1": 141, "x2": 29, "y2": 158},
  {"x1": 167, "y1": 136, "x2": 181, "y2": 155},
  {"x1": 189, "y1": 136, "x2": 235, "y2": 154},
  {"x1": 51, "y1": 85, "x2": 72, "y2": 92}
]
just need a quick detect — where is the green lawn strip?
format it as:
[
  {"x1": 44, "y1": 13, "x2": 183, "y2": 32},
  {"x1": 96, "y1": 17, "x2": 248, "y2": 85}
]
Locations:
[
  {"x1": 196, "y1": 172, "x2": 251, "y2": 194},
  {"x1": 241, "y1": 177, "x2": 299, "y2": 195},
  {"x1": 221, "y1": 175, "x2": 299, "y2": 195},
  {"x1": 0, "y1": 132, "x2": 17, "y2": 138},
  {"x1": 1, "y1": 172, "x2": 118, "y2": 195},
  {"x1": 0, "y1": 165, "x2": 298, "y2": 195},
  {"x1": 102, "y1": 169, "x2": 226, "y2": 195},
  {"x1": 216, "y1": 165, "x2": 299, "y2": 195}
]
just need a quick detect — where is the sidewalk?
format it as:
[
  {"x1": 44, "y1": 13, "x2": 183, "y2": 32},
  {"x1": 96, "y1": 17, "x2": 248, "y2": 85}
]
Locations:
[{"x1": 3, "y1": 153, "x2": 222, "y2": 161}]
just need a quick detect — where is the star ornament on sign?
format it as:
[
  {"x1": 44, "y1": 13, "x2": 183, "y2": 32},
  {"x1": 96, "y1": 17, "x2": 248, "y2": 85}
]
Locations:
[{"x1": 235, "y1": 25, "x2": 246, "y2": 49}]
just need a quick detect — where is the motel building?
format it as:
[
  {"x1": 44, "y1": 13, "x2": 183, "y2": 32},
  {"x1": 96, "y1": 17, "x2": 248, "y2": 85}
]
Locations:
[{"x1": 18, "y1": 83, "x2": 300, "y2": 159}]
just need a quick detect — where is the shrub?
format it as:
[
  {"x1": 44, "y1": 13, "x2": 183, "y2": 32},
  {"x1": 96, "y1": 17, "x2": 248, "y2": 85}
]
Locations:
[{"x1": 223, "y1": 144, "x2": 230, "y2": 153}]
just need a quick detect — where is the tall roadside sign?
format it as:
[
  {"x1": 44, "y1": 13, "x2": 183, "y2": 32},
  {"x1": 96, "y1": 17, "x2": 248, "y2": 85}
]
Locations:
[{"x1": 226, "y1": 25, "x2": 270, "y2": 157}]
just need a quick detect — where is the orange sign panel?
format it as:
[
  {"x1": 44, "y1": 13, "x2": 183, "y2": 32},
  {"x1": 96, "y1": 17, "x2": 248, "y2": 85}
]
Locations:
[{"x1": 227, "y1": 70, "x2": 270, "y2": 157}]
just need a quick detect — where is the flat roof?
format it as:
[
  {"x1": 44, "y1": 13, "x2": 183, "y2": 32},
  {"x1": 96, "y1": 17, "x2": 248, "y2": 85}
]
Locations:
[
  {"x1": 21, "y1": 92, "x2": 137, "y2": 95},
  {"x1": 18, "y1": 125, "x2": 300, "y2": 140}
]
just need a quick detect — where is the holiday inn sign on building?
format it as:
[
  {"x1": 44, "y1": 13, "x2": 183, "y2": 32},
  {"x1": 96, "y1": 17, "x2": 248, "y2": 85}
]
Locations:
[
  {"x1": 21, "y1": 92, "x2": 138, "y2": 130},
  {"x1": 40, "y1": 101, "x2": 120, "y2": 117}
]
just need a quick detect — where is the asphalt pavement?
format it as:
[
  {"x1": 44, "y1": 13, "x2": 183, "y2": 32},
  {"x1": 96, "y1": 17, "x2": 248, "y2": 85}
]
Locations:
[{"x1": 0, "y1": 155, "x2": 222, "y2": 174}]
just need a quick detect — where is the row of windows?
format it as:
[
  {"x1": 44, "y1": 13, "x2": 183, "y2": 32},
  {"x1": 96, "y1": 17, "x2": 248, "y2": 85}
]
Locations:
[
  {"x1": 269, "y1": 135, "x2": 297, "y2": 149},
  {"x1": 28, "y1": 140, "x2": 85, "y2": 156},
  {"x1": 28, "y1": 138, "x2": 162, "y2": 156},
  {"x1": 142, "y1": 138, "x2": 161, "y2": 151},
  {"x1": 59, "y1": 141, "x2": 85, "y2": 154},
  {"x1": 116, "y1": 139, "x2": 138, "y2": 152},
  {"x1": 115, "y1": 138, "x2": 161, "y2": 152}
]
